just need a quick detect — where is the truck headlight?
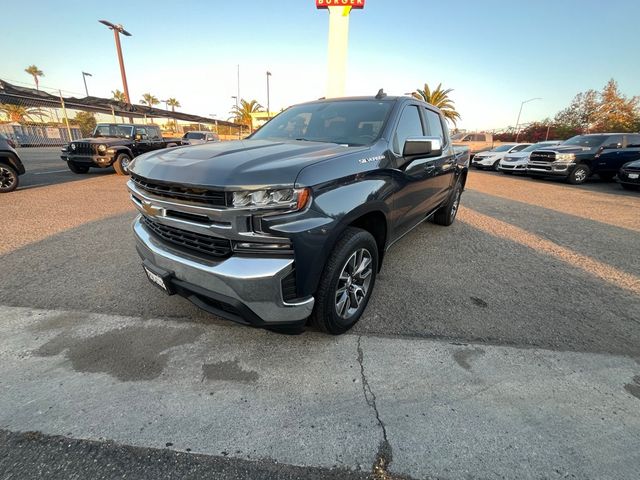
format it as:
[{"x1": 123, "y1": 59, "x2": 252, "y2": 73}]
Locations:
[
  {"x1": 556, "y1": 153, "x2": 575, "y2": 162},
  {"x1": 232, "y1": 188, "x2": 310, "y2": 210},
  {"x1": 98, "y1": 144, "x2": 107, "y2": 153}
]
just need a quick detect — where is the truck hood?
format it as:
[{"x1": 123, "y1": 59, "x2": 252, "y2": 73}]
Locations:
[
  {"x1": 72, "y1": 137, "x2": 131, "y2": 145},
  {"x1": 129, "y1": 139, "x2": 365, "y2": 188},
  {"x1": 539, "y1": 145, "x2": 595, "y2": 154}
]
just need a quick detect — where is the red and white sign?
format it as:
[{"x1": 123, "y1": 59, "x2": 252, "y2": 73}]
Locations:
[{"x1": 316, "y1": 0, "x2": 365, "y2": 9}]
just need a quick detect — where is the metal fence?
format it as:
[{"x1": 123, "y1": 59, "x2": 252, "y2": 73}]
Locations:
[{"x1": 0, "y1": 80, "x2": 245, "y2": 147}]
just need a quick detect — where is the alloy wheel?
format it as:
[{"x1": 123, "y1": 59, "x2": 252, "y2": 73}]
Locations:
[
  {"x1": 0, "y1": 167, "x2": 16, "y2": 190},
  {"x1": 335, "y1": 248, "x2": 373, "y2": 320}
]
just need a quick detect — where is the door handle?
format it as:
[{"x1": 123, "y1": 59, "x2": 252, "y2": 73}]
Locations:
[{"x1": 424, "y1": 164, "x2": 436, "y2": 172}]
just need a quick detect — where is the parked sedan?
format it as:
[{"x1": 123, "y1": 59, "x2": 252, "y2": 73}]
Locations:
[
  {"x1": 618, "y1": 159, "x2": 640, "y2": 190},
  {"x1": 499, "y1": 141, "x2": 563, "y2": 174},
  {"x1": 472, "y1": 143, "x2": 531, "y2": 171},
  {"x1": 182, "y1": 131, "x2": 220, "y2": 145},
  {"x1": 0, "y1": 132, "x2": 25, "y2": 193}
]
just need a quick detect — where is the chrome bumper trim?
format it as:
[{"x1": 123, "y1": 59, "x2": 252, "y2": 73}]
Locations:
[{"x1": 133, "y1": 216, "x2": 314, "y2": 323}]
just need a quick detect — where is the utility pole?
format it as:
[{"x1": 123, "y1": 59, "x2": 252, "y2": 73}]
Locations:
[
  {"x1": 82, "y1": 72, "x2": 92, "y2": 96},
  {"x1": 266, "y1": 71, "x2": 272, "y2": 120},
  {"x1": 99, "y1": 20, "x2": 132, "y2": 104},
  {"x1": 515, "y1": 97, "x2": 542, "y2": 142}
]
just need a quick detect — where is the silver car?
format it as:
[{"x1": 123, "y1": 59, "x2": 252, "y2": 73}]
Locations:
[{"x1": 182, "y1": 131, "x2": 220, "y2": 145}]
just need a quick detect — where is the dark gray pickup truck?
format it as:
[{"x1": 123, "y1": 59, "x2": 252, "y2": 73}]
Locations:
[{"x1": 128, "y1": 93, "x2": 470, "y2": 334}]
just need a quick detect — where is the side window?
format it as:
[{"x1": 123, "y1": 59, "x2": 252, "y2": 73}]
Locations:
[
  {"x1": 393, "y1": 106, "x2": 424, "y2": 154},
  {"x1": 135, "y1": 127, "x2": 148, "y2": 140},
  {"x1": 603, "y1": 135, "x2": 623, "y2": 149},
  {"x1": 424, "y1": 108, "x2": 445, "y2": 143},
  {"x1": 472, "y1": 134, "x2": 486, "y2": 142},
  {"x1": 151, "y1": 127, "x2": 161, "y2": 139},
  {"x1": 511, "y1": 144, "x2": 529, "y2": 152},
  {"x1": 625, "y1": 134, "x2": 640, "y2": 148}
]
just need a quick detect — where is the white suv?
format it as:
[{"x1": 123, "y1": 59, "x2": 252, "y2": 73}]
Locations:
[{"x1": 472, "y1": 143, "x2": 531, "y2": 171}]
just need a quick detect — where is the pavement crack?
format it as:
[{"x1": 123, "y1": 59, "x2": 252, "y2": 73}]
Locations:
[{"x1": 357, "y1": 335, "x2": 394, "y2": 479}]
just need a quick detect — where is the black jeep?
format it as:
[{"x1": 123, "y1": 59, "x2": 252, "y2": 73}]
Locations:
[{"x1": 61, "y1": 124, "x2": 183, "y2": 175}]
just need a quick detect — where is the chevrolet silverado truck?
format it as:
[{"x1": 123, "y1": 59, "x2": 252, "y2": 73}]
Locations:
[
  {"x1": 128, "y1": 94, "x2": 469, "y2": 334},
  {"x1": 527, "y1": 133, "x2": 640, "y2": 184},
  {"x1": 61, "y1": 124, "x2": 182, "y2": 175}
]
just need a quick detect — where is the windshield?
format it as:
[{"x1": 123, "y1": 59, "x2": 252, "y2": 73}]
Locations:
[
  {"x1": 491, "y1": 144, "x2": 516, "y2": 152},
  {"x1": 250, "y1": 100, "x2": 393, "y2": 147},
  {"x1": 185, "y1": 132, "x2": 206, "y2": 140},
  {"x1": 93, "y1": 124, "x2": 134, "y2": 139},
  {"x1": 562, "y1": 135, "x2": 605, "y2": 147}
]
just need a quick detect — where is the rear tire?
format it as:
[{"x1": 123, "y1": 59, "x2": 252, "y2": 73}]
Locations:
[
  {"x1": 0, "y1": 164, "x2": 19, "y2": 193},
  {"x1": 67, "y1": 162, "x2": 89, "y2": 174},
  {"x1": 113, "y1": 153, "x2": 132, "y2": 176},
  {"x1": 433, "y1": 180, "x2": 463, "y2": 226},
  {"x1": 567, "y1": 164, "x2": 590, "y2": 185},
  {"x1": 311, "y1": 227, "x2": 378, "y2": 335}
]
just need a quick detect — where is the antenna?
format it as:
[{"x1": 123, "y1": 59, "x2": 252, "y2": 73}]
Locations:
[{"x1": 375, "y1": 89, "x2": 386, "y2": 99}]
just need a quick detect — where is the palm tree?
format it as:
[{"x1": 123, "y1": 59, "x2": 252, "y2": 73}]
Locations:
[
  {"x1": 112, "y1": 89, "x2": 127, "y2": 102},
  {"x1": 166, "y1": 98, "x2": 181, "y2": 112},
  {"x1": 25, "y1": 65, "x2": 44, "y2": 90},
  {"x1": 230, "y1": 99, "x2": 264, "y2": 129},
  {"x1": 412, "y1": 83, "x2": 461, "y2": 126},
  {"x1": 0, "y1": 104, "x2": 49, "y2": 123},
  {"x1": 140, "y1": 93, "x2": 160, "y2": 108}
]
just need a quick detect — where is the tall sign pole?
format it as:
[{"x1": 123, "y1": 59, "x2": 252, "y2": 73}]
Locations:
[{"x1": 316, "y1": 0, "x2": 365, "y2": 98}]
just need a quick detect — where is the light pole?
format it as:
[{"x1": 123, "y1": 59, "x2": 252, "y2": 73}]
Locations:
[
  {"x1": 82, "y1": 72, "x2": 92, "y2": 96},
  {"x1": 266, "y1": 71, "x2": 272, "y2": 120},
  {"x1": 515, "y1": 97, "x2": 542, "y2": 142},
  {"x1": 99, "y1": 20, "x2": 132, "y2": 105},
  {"x1": 209, "y1": 114, "x2": 219, "y2": 134}
]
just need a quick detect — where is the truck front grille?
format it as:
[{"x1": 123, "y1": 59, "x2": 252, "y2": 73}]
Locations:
[
  {"x1": 72, "y1": 142, "x2": 94, "y2": 155},
  {"x1": 142, "y1": 216, "x2": 232, "y2": 258},
  {"x1": 131, "y1": 174, "x2": 226, "y2": 207},
  {"x1": 529, "y1": 151, "x2": 556, "y2": 163}
]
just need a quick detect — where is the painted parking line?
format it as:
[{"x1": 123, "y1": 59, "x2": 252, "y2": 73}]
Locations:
[{"x1": 32, "y1": 169, "x2": 71, "y2": 175}]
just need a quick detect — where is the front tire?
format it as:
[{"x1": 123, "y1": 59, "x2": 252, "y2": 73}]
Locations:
[
  {"x1": 433, "y1": 181, "x2": 462, "y2": 226},
  {"x1": 567, "y1": 164, "x2": 590, "y2": 185},
  {"x1": 67, "y1": 162, "x2": 89, "y2": 174},
  {"x1": 113, "y1": 153, "x2": 132, "y2": 176},
  {"x1": 492, "y1": 160, "x2": 501, "y2": 171},
  {"x1": 0, "y1": 164, "x2": 19, "y2": 193},
  {"x1": 311, "y1": 228, "x2": 378, "y2": 335}
]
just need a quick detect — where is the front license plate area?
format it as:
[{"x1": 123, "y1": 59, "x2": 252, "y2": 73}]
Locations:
[
  {"x1": 628, "y1": 173, "x2": 639, "y2": 179},
  {"x1": 142, "y1": 261, "x2": 175, "y2": 295}
]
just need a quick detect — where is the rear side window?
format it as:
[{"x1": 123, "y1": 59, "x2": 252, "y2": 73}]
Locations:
[
  {"x1": 424, "y1": 109, "x2": 445, "y2": 142},
  {"x1": 393, "y1": 105, "x2": 424, "y2": 154},
  {"x1": 625, "y1": 134, "x2": 640, "y2": 148},
  {"x1": 603, "y1": 135, "x2": 623, "y2": 149},
  {"x1": 472, "y1": 134, "x2": 486, "y2": 142}
]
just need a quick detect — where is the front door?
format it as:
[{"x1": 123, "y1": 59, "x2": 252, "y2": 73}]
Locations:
[
  {"x1": 390, "y1": 104, "x2": 443, "y2": 241},
  {"x1": 133, "y1": 127, "x2": 152, "y2": 156},
  {"x1": 595, "y1": 135, "x2": 624, "y2": 173}
]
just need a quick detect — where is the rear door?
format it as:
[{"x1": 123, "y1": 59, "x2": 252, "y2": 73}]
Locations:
[
  {"x1": 422, "y1": 107, "x2": 456, "y2": 205},
  {"x1": 622, "y1": 134, "x2": 640, "y2": 165},
  {"x1": 595, "y1": 135, "x2": 624, "y2": 172},
  {"x1": 390, "y1": 104, "x2": 443, "y2": 240}
]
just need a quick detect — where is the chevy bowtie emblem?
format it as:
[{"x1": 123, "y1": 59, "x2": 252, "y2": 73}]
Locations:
[{"x1": 141, "y1": 200, "x2": 163, "y2": 217}]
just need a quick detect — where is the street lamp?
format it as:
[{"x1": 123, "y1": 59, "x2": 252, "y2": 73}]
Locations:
[
  {"x1": 99, "y1": 20, "x2": 132, "y2": 105},
  {"x1": 266, "y1": 71, "x2": 272, "y2": 120},
  {"x1": 82, "y1": 72, "x2": 92, "y2": 97},
  {"x1": 515, "y1": 97, "x2": 542, "y2": 142}
]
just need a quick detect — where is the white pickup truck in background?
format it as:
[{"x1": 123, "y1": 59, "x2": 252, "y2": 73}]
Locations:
[{"x1": 452, "y1": 132, "x2": 500, "y2": 156}]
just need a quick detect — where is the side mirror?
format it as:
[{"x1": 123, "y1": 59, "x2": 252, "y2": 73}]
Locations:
[
  {"x1": 135, "y1": 133, "x2": 142, "y2": 141},
  {"x1": 403, "y1": 136, "x2": 443, "y2": 158}
]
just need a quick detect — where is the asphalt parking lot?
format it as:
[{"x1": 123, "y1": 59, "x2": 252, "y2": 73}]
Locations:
[{"x1": 1, "y1": 148, "x2": 639, "y2": 479}]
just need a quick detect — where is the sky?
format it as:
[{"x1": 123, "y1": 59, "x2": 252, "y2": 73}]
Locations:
[{"x1": 2, "y1": 0, "x2": 639, "y2": 131}]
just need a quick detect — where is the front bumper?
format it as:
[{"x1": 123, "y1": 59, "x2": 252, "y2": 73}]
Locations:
[
  {"x1": 526, "y1": 162, "x2": 574, "y2": 177},
  {"x1": 471, "y1": 157, "x2": 498, "y2": 168},
  {"x1": 498, "y1": 162, "x2": 527, "y2": 172},
  {"x1": 618, "y1": 170, "x2": 640, "y2": 186},
  {"x1": 133, "y1": 216, "x2": 314, "y2": 326},
  {"x1": 61, "y1": 153, "x2": 115, "y2": 168}
]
